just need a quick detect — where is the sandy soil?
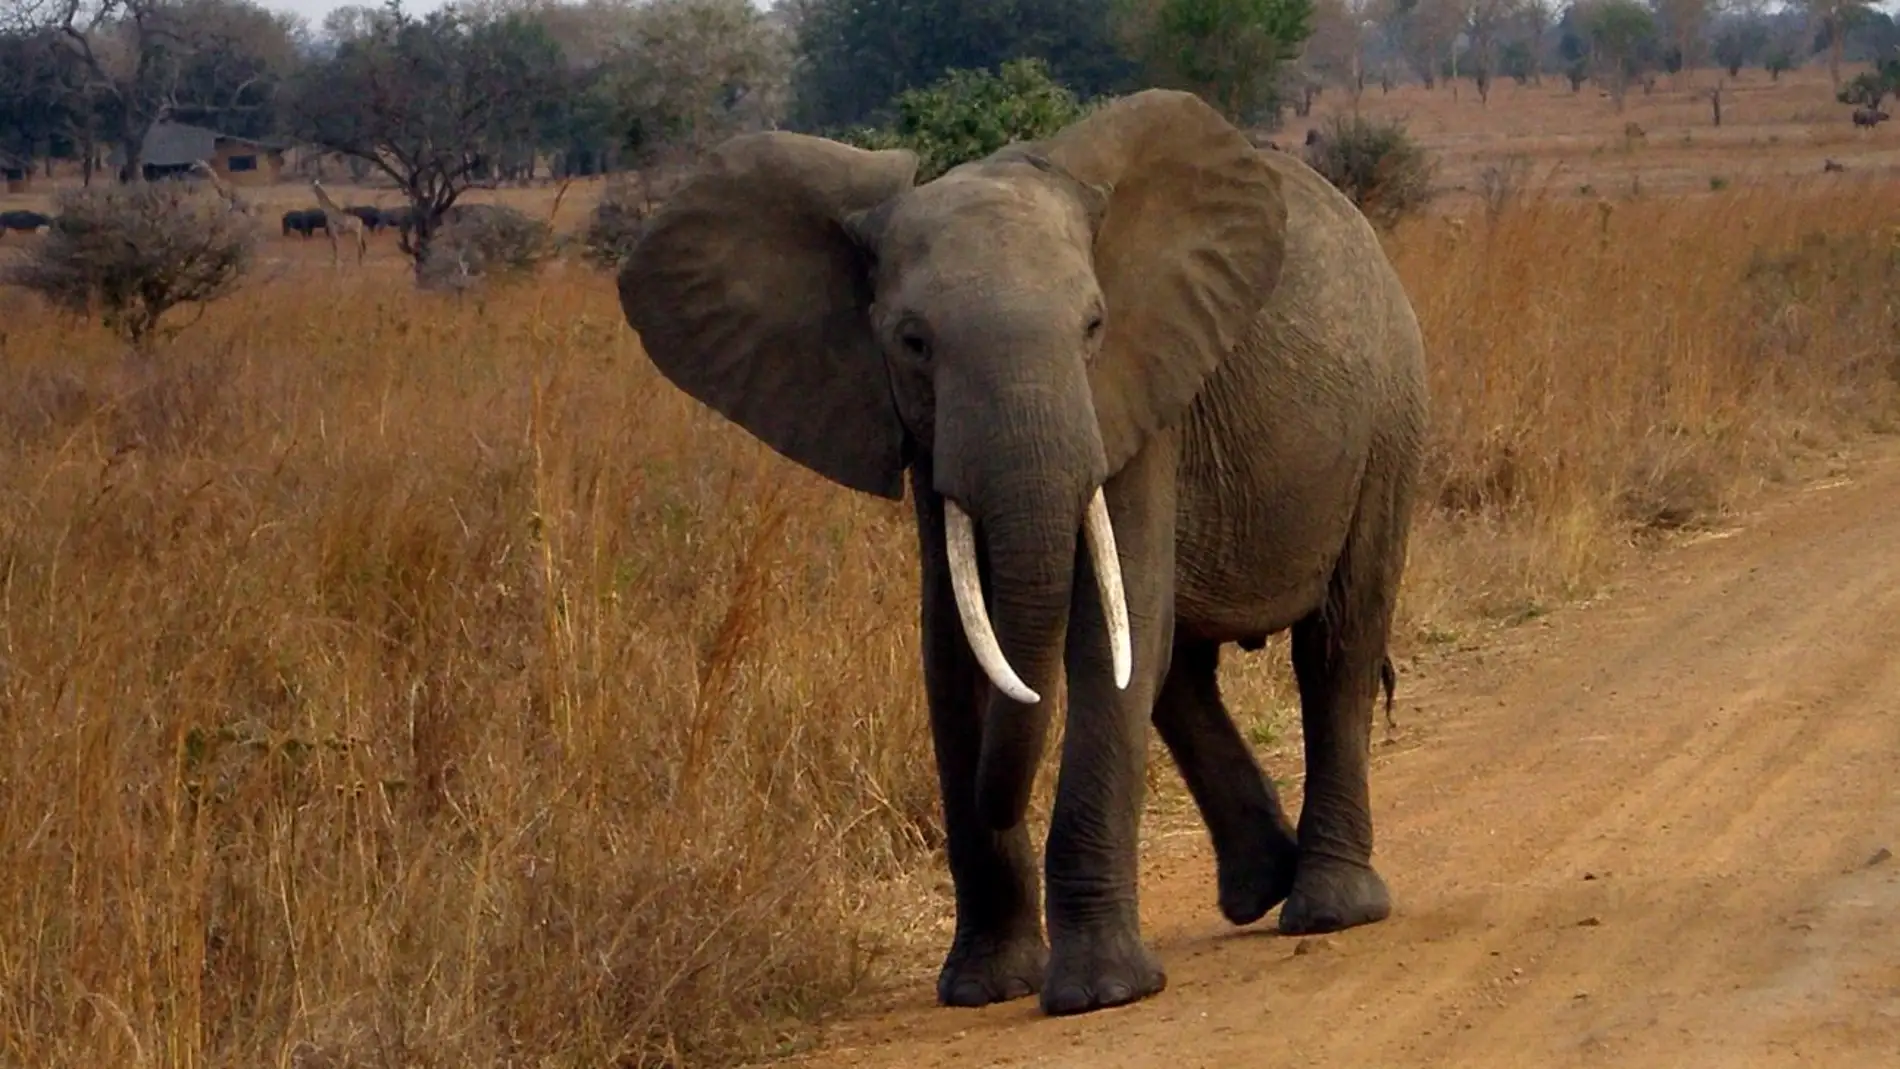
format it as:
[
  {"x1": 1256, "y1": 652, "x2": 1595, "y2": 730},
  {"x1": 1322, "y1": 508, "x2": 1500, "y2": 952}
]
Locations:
[{"x1": 786, "y1": 441, "x2": 1900, "y2": 1069}]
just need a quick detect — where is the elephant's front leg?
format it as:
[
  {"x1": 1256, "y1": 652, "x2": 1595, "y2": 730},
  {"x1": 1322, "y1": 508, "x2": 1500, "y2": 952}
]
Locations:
[
  {"x1": 913, "y1": 469, "x2": 1047, "y2": 1007},
  {"x1": 1041, "y1": 440, "x2": 1178, "y2": 1016}
]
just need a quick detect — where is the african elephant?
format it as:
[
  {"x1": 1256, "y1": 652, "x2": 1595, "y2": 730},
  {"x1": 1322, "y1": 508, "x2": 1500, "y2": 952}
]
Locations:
[{"x1": 616, "y1": 89, "x2": 1428, "y2": 1018}]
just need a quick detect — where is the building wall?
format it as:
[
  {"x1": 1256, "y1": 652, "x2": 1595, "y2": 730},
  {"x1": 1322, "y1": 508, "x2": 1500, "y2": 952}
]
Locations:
[{"x1": 212, "y1": 144, "x2": 284, "y2": 186}]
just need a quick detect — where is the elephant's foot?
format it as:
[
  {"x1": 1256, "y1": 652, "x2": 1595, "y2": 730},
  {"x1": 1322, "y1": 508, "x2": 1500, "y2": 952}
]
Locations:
[
  {"x1": 1216, "y1": 822, "x2": 1301, "y2": 925},
  {"x1": 937, "y1": 929, "x2": 1047, "y2": 1007},
  {"x1": 1040, "y1": 925, "x2": 1167, "y2": 1016},
  {"x1": 1277, "y1": 854, "x2": 1391, "y2": 935}
]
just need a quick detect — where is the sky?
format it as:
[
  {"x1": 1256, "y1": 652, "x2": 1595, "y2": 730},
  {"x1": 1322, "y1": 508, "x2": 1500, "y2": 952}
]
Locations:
[
  {"x1": 256, "y1": 0, "x2": 785, "y2": 31},
  {"x1": 254, "y1": 0, "x2": 1887, "y2": 36},
  {"x1": 262, "y1": 0, "x2": 449, "y2": 26}
]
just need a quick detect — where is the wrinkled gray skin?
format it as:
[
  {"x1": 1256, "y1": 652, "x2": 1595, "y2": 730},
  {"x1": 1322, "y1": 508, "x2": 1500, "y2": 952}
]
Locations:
[{"x1": 618, "y1": 90, "x2": 1428, "y2": 1018}]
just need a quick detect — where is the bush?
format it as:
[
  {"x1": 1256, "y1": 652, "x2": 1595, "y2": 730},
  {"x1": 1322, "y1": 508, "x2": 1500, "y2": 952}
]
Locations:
[
  {"x1": 418, "y1": 203, "x2": 554, "y2": 291},
  {"x1": 580, "y1": 175, "x2": 660, "y2": 270},
  {"x1": 5, "y1": 180, "x2": 259, "y2": 346},
  {"x1": 1837, "y1": 60, "x2": 1900, "y2": 109},
  {"x1": 836, "y1": 58, "x2": 1090, "y2": 182},
  {"x1": 1303, "y1": 113, "x2": 1438, "y2": 231}
]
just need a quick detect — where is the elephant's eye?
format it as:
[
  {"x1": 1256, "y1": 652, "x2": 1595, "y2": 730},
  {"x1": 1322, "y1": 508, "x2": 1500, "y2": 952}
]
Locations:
[
  {"x1": 898, "y1": 326, "x2": 931, "y2": 360},
  {"x1": 1085, "y1": 313, "x2": 1105, "y2": 341}
]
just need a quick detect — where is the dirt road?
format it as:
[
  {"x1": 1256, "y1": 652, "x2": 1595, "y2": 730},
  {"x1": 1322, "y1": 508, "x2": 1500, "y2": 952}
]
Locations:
[{"x1": 796, "y1": 443, "x2": 1900, "y2": 1069}]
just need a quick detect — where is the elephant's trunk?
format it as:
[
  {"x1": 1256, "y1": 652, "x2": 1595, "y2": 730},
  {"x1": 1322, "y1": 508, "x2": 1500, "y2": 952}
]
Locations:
[
  {"x1": 939, "y1": 468, "x2": 1134, "y2": 829},
  {"x1": 952, "y1": 475, "x2": 1076, "y2": 830},
  {"x1": 943, "y1": 488, "x2": 1131, "y2": 704},
  {"x1": 929, "y1": 323, "x2": 1132, "y2": 829}
]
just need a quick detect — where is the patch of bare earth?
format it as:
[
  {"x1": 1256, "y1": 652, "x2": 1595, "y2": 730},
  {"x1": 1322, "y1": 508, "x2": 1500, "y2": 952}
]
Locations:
[{"x1": 789, "y1": 440, "x2": 1900, "y2": 1069}]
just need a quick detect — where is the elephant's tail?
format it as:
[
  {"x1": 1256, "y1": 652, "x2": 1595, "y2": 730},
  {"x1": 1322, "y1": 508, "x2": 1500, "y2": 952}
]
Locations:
[{"x1": 1379, "y1": 655, "x2": 1397, "y2": 722}]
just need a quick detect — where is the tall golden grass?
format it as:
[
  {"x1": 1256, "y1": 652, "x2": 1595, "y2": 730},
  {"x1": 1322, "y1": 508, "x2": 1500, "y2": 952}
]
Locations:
[{"x1": 1, "y1": 177, "x2": 1895, "y2": 1067}]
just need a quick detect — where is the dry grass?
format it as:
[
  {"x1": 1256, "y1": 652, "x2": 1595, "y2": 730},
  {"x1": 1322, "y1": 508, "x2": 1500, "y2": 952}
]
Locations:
[
  {"x1": 1284, "y1": 65, "x2": 1900, "y2": 209},
  {"x1": 4, "y1": 84, "x2": 1900, "y2": 1068}
]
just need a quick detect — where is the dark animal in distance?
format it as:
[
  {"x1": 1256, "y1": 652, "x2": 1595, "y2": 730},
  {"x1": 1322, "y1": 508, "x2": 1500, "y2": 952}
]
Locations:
[
  {"x1": 1823, "y1": 158, "x2": 1847, "y2": 173},
  {"x1": 345, "y1": 205, "x2": 387, "y2": 231},
  {"x1": 281, "y1": 208, "x2": 328, "y2": 238},
  {"x1": 0, "y1": 209, "x2": 51, "y2": 237},
  {"x1": 379, "y1": 205, "x2": 418, "y2": 242},
  {"x1": 1852, "y1": 107, "x2": 1890, "y2": 129}
]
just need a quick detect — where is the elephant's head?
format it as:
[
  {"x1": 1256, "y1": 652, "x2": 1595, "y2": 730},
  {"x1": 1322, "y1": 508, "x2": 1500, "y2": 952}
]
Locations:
[{"x1": 618, "y1": 89, "x2": 1286, "y2": 719}]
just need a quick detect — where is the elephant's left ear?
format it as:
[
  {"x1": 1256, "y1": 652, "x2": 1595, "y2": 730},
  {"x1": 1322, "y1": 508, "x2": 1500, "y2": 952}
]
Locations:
[{"x1": 1039, "y1": 90, "x2": 1288, "y2": 471}]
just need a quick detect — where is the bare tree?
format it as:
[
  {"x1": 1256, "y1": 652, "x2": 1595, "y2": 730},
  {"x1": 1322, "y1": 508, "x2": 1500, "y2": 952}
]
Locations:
[
  {"x1": 1804, "y1": 0, "x2": 1870, "y2": 91},
  {"x1": 1463, "y1": 0, "x2": 1520, "y2": 104},
  {"x1": 1517, "y1": 0, "x2": 1552, "y2": 84},
  {"x1": 289, "y1": 3, "x2": 564, "y2": 275},
  {"x1": 604, "y1": 0, "x2": 791, "y2": 163},
  {"x1": 1388, "y1": 0, "x2": 1464, "y2": 90},
  {"x1": 1307, "y1": 0, "x2": 1379, "y2": 101},
  {"x1": 4, "y1": 178, "x2": 258, "y2": 346}
]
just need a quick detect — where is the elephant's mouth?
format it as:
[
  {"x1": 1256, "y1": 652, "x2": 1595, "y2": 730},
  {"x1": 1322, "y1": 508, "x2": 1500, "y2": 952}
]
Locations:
[{"x1": 942, "y1": 488, "x2": 1133, "y2": 704}]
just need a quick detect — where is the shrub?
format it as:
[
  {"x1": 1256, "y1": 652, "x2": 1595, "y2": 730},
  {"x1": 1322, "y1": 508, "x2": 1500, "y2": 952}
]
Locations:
[
  {"x1": 837, "y1": 58, "x2": 1090, "y2": 182},
  {"x1": 418, "y1": 203, "x2": 554, "y2": 291},
  {"x1": 4, "y1": 180, "x2": 259, "y2": 347},
  {"x1": 580, "y1": 175, "x2": 661, "y2": 270},
  {"x1": 1303, "y1": 113, "x2": 1438, "y2": 231},
  {"x1": 1836, "y1": 60, "x2": 1900, "y2": 109}
]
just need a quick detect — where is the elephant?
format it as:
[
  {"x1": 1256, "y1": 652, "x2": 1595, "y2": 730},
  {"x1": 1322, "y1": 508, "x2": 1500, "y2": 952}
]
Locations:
[{"x1": 616, "y1": 89, "x2": 1428, "y2": 1018}]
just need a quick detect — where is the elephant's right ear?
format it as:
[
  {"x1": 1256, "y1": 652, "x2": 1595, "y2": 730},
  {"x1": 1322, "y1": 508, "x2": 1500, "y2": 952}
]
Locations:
[{"x1": 617, "y1": 133, "x2": 919, "y2": 500}]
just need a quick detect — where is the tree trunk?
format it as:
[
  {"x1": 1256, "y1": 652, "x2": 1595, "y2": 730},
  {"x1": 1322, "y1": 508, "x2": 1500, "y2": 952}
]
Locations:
[
  {"x1": 119, "y1": 136, "x2": 143, "y2": 183},
  {"x1": 1830, "y1": 26, "x2": 1844, "y2": 91}
]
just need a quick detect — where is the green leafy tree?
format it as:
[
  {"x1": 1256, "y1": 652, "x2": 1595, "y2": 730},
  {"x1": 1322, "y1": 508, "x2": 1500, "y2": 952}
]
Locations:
[
  {"x1": 1837, "y1": 58, "x2": 1900, "y2": 108},
  {"x1": 1763, "y1": 48, "x2": 1793, "y2": 81},
  {"x1": 10, "y1": 0, "x2": 302, "y2": 181},
  {"x1": 787, "y1": 0, "x2": 1134, "y2": 130},
  {"x1": 1114, "y1": 0, "x2": 1316, "y2": 124},
  {"x1": 1713, "y1": 22, "x2": 1768, "y2": 77},
  {"x1": 1578, "y1": 0, "x2": 1657, "y2": 111},
  {"x1": 837, "y1": 57, "x2": 1088, "y2": 181},
  {"x1": 0, "y1": 28, "x2": 88, "y2": 172}
]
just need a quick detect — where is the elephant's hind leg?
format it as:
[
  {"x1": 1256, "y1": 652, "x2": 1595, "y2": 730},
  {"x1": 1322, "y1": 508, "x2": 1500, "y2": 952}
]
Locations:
[
  {"x1": 1277, "y1": 467, "x2": 1413, "y2": 935},
  {"x1": 912, "y1": 469, "x2": 1046, "y2": 1007},
  {"x1": 1152, "y1": 635, "x2": 1301, "y2": 925}
]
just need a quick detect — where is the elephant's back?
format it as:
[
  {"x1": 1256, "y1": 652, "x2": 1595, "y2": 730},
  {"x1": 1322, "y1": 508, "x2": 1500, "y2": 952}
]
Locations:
[{"x1": 1171, "y1": 150, "x2": 1427, "y2": 638}]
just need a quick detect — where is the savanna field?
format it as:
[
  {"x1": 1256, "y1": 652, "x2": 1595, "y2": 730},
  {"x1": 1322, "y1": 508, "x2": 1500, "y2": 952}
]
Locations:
[{"x1": 3, "y1": 69, "x2": 1899, "y2": 1067}]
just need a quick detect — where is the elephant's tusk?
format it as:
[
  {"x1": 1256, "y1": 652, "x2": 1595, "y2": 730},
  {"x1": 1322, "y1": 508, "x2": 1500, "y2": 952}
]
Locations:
[
  {"x1": 1082, "y1": 488, "x2": 1133, "y2": 690},
  {"x1": 944, "y1": 501, "x2": 1042, "y2": 705}
]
